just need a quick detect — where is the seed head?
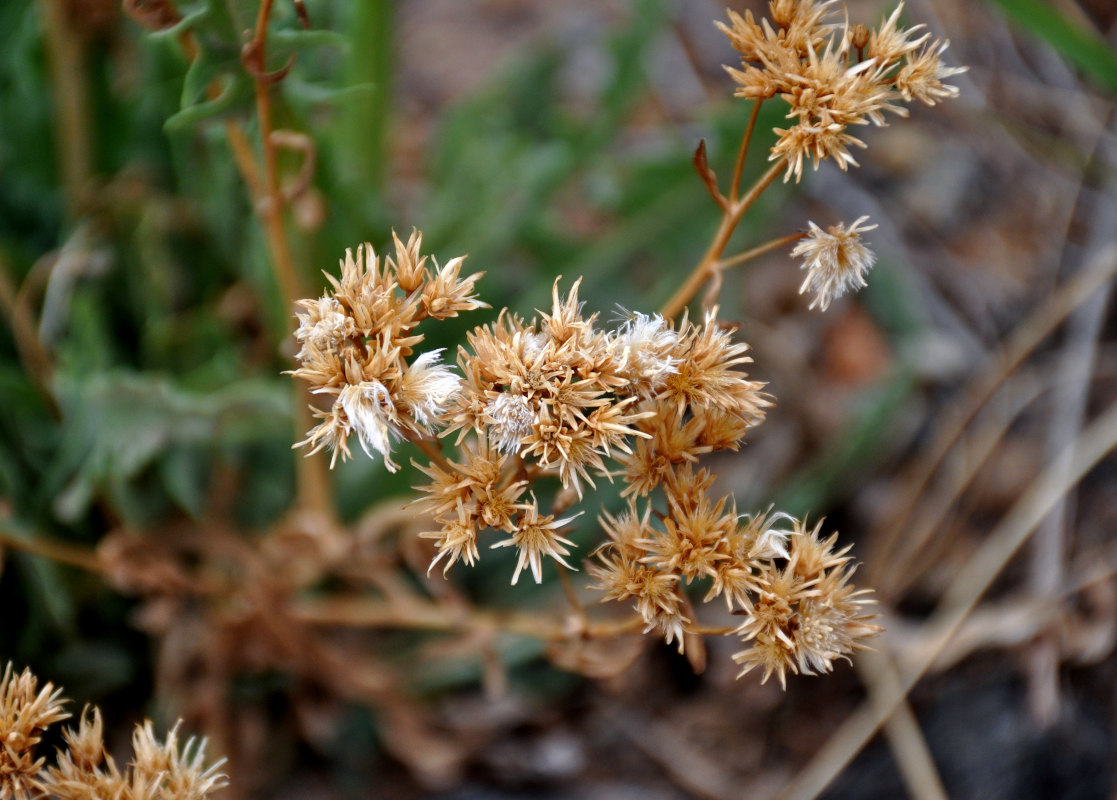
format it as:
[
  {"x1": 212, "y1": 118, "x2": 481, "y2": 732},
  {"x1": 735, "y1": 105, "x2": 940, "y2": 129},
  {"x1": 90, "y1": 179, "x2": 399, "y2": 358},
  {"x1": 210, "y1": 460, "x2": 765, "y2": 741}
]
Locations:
[
  {"x1": 484, "y1": 392, "x2": 537, "y2": 454},
  {"x1": 792, "y1": 215, "x2": 877, "y2": 310},
  {"x1": 339, "y1": 380, "x2": 402, "y2": 471}
]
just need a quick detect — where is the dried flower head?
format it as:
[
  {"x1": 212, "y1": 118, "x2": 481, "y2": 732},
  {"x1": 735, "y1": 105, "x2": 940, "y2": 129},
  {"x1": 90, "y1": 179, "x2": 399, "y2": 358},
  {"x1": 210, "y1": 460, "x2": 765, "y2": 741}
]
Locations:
[
  {"x1": 1, "y1": 664, "x2": 227, "y2": 800},
  {"x1": 719, "y1": 1, "x2": 965, "y2": 182},
  {"x1": 129, "y1": 720, "x2": 228, "y2": 800},
  {"x1": 290, "y1": 234, "x2": 484, "y2": 471},
  {"x1": 289, "y1": 222, "x2": 881, "y2": 684},
  {"x1": 1, "y1": 663, "x2": 70, "y2": 799},
  {"x1": 792, "y1": 215, "x2": 877, "y2": 310},
  {"x1": 732, "y1": 517, "x2": 880, "y2": 687}
]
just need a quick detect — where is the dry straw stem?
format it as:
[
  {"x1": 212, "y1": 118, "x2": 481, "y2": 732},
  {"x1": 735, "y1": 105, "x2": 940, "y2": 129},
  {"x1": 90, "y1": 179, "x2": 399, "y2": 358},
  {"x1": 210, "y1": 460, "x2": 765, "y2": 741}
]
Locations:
[
  {"x1": 777, "y1": 397, "x2": 1117, "y2": 800},
  {"x1": 241, "y1": 0, "x2": 332, "y2": 518},
  {"x1": 291, "y1": 595, "x2": 645, "y2": 642},
  {"x1": 855, "y1": 654, "x2": 947, "y2": 800},
  {"x1": 887, "y1": 371, "x2": 1047, "y2": 596},
  {"x1": 870, "y1": 243, "x2": 1117, "y2": 595}
]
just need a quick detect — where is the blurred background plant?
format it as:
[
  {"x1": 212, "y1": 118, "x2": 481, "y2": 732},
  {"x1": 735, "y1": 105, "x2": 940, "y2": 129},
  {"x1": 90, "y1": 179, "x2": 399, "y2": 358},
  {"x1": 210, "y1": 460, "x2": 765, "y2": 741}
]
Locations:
[{"x1": 0, "y1": 0, "x2": 1115, "y2": 798}]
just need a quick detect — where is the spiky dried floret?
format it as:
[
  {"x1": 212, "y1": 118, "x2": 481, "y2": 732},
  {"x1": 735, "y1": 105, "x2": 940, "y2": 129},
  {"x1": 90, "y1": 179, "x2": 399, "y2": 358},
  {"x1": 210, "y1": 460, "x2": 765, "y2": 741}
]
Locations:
[
  {"x1": 422, "y1": 255, "x2": 488, "y2": 320},
  {"x1": 484, "y1": 392, "x2": 536, "y2": 453},
  {"x1": 694, "y1": 406, "x2": 759, "y2": 452},
  {"x1": 40, "y1": 707, "x2": 126, "y2": 800},
  {"x1": 618, "y1": 402, "x2": 709, "y2": 498},
  {"x1": 128, "y1": 720, "x2": 228, "y2": 800},
  {"x1": 420, "y1": 499, "x2": 481, "y2": 576},
  {"x1": 588, "y1": 532, "x2": 689, "y2": 654},
  {"x1": 3, "y1": 666, "x2": 227, "y2": 800},
  {"x1": 291, "y1": 236, "x2": 486, "y2": 471},
  {"x1": 388, "y1": 228, "x2": 429, "y2": 293},
  {"x1": 395, "y1": 349, "x2": 462, "y2": 430},
  {"x1": 492, "y1": 498, "x2": 581, "y2": 585},
  {"x1": 0, "y1": 663, "x2": 70, "y2": 800},
  {"x1": 662, "y1": 310, "x2": 770, "y2": 420},
  {"x1": 520, "y1": 405, "x2": 607, "y2": 498},
  {"x1": 896, "y1": 37, "x2": 966, "y2": 105},
  {"x1": 539, "y1": 276, "x2": 593, "y2": 344},
  {"x1": 609, "y1": 310, "x2": 681, "y2": 398}
]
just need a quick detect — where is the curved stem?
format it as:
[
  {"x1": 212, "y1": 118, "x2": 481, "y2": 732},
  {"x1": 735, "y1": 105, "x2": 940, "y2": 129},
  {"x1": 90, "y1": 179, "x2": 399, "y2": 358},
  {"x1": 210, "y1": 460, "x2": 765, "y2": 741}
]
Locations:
[{"x1": 556, "y1": 565, "x2": 585, "y2": 616}]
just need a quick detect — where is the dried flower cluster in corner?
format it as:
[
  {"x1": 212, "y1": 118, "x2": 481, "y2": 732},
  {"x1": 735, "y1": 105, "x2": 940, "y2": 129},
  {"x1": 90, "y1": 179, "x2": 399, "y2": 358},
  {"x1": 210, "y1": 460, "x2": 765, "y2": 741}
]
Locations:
[
  {"x1": 0, "y1": 663, "x2": 226, "y2": 800},
  {"x1": 290, "y1": 0, "x2": 964, "y2": 688}
]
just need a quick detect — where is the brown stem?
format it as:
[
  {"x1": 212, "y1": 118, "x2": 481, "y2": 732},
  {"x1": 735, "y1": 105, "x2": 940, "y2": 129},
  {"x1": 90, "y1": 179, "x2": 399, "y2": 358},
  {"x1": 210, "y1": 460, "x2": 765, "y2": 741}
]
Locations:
[
  {"x1": 686, "y1": 624, "x2": 735, "y2": 636},
  {"x1": 248, "y1": 0, "x2": 302, "y2": 309},
  {"x1": 730, "y1": 99, "x2": 763, "y2": 202},
  {"x1": 660, "y1": 158, "x2": 786, "y2": 320},
  {"x1": 0, "y1": 255, "x2": 56, "y2": 407},
  {"x1": 414, "y1": 437, "x2": 454, "y2": 472},
  {"x1": 556, "y1": 565, "x2": 585, "y2": 616},
  {"x1": 242, "y1": 0, "x2": 332, "y2": 517},
  {"x1": 292, "y1": 596, "x2": 644, "y2": 642},
  {"x1": 40, "y1": 0, "x2": 92, "y2": 218},
  {"x1": 0, "y1": 525, "x2": 102, "y2": 573},
  {"x1": 718, "y1": 231, "x2": 806, "y2": 270},
  {"x1": 702, "y1": 231, "x2": 806, "y2": 311}
]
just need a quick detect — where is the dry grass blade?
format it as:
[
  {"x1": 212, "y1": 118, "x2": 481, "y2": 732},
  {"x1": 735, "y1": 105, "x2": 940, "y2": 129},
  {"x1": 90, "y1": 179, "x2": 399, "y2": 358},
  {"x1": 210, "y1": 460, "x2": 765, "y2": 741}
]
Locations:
[
  {"x1": 777, "y1": 397, "x2": 1117, "y2": 800},
  {"x1": 870, "y1": 243, "x2": 1117, "y2": 590},
  {"x1": 856, "y1": 652, "x2": 948, "y2": 800}
]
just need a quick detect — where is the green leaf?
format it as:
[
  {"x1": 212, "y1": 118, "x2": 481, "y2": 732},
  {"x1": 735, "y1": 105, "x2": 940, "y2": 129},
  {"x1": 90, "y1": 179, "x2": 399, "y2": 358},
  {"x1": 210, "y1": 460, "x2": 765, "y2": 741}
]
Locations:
[
  {"x1": 46, "y1": 371, "x2": 290, "y2": 523},
  {"x1": 166, "y1": 73, "x2": 253, "y2": 131}
]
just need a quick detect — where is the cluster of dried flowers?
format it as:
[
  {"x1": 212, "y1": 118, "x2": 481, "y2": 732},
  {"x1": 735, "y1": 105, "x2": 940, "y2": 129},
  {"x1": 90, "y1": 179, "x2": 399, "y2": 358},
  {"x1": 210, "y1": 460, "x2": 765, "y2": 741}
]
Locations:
[
  {"x1": 721, "y1": 0, "x2": 964, "y2": 181},
  {"x1": 0, "y1": 663, "x2": 226, "y2": 800},
  {"x1": 290, "y1": 231, "x2": 486, "y2": 471},
  {"x1": 287, "y1": 0, "x2": 966, "y2": 687},
  {"x1": 725, "y1": 0, "x2": 965, "y2": 309},
  {"x1": 290, "y1": 238, "x2": 878, "y2": 684}
]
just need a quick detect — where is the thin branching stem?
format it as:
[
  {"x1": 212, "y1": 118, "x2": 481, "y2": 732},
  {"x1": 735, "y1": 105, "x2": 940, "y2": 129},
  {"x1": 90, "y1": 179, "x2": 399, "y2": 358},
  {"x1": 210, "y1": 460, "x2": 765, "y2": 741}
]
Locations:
[
  {"x1": 244, "y1": 0, "x2": 332, "y2": 517},
  {"x1": 660, "y1": 158, "x2": 786, "y2": 320},
  {"x1": 729, "y1": 99, "x2": 763, "y2": 202},
  {"x1": 292, "y1": 596, "x2": 645, "y2": 642},
  {"x1": 414, "y1": 438, "x2": 454, "y2": 472},
  {"x1": 557, "y1": 565, "x2": 585, "y2": 616},
  {"x1": 0, "y1": 255, "x2": 56, "y2": 408},
  {"x1": 40, "y1": 0, "x2": 92, "y2": 218},
  {"x1": 718, "y1": 231, "x2": 806, "y2": 271}
]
